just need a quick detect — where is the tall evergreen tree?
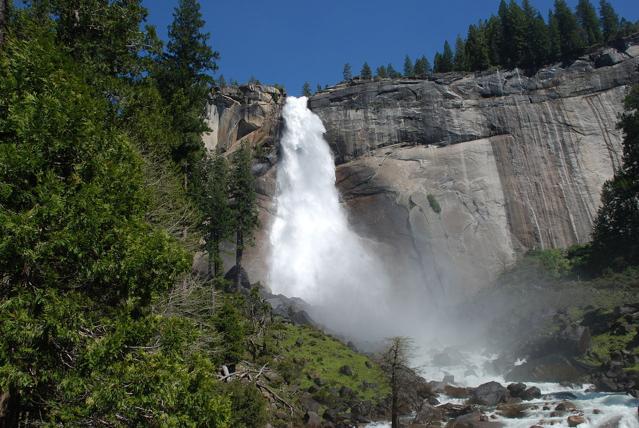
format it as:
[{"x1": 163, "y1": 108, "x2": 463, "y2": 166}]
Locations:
[
  {"x1": 522, "y1": 0, "x2": 550, "y2": 69},
  {"x1": 376, "y1": 65, "x2": 388, "y2": 78},
  {"x1": 302, "y1": 81, "x2": 312, "y2": 97},
  {"x1": 554, "y1": 0, "x2": 586, "y2": 62},
  {"x1": 433, "y1": 52, "x2": 443, "y2": 73},
  {"x1": 196, "y1": 155, "x2": 233, "y2": 278},
  {"x1": 0, "y1": 0, "x2": 8, "y2": 47},
  {"x1": 158, "y1": 0, "x2": 219, "y2": 187},
  {"x1": 453, "y1": 35, "x2": 467, "y2": 71},
  {"x1": 360, "y1": 62, "x2": 372, "y2": 80},
  {"x1": 485, "y1": 16, "x2": 503, "y2": 66},
  {"x1": 387, "y1": 63, "x2": 401, "y2": 78},
  {"x1": 591, "y1": 85, "x2": 639, "y2": 269},
  {"x1": 414, "y1": 55, "x2": 431, "y2": 78},
  {"x1": 576, "y1": 0, "x2": 603, "y2": 46},
  {"x1": 403, "y1": 55, "x2": 414, "y2": 77},
  {"x1": 465, "y1": 24, "x2": 491, "y2": 71},
  {"x1": 498, "y1": 0, "x2": 527, "y2": 68},
  {"x1": 316, "y1": 83, "x2": 322, "y2": 93},
  {"x1": 599, "y1": 0, "x2": 620, "y2": 43},
  {"x1": 230, "y1": 144, "x2": 259, "y2": 290},
  {"x1": 343, "y1": 62, "x2": 352, "y2": 81},
  {"x1": 548, "y1": 11, "x2": 562, "y2": 62},
  {"x1": 440, "y1": 40, "x2": 454, "y2": 72}
]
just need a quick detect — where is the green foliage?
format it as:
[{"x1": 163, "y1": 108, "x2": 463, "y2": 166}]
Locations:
[
  {"x1": 214, "y1": 295, "x2": 247, "y2": 365},
  {"x1": 554, "y1": 0, "x2": 586, "y2": 62},
  {"x1": 403, "y1": 55, "x2": 414, "y2": 77},
  {"x1": 376, "y1": 65, "x2": 388, "y2": 78},
  {"x1": 591, "y1": 85, "x2": 639, "y2": 270},
  {"x1": 302, "y1": 81, "x2": 312, "y2": 97},
  {"x1": 156, "y1": 0, "x2": 219, "y2": 175},
  {"x1": 230, "y1": 144, "x2": 259, "y2": 287},
  {"x1": 427, "y1": 194, "x2": 442, "y2": 214},
  {"x1": 453, "y1": 35, "x2": 467, "y2": 71},
  {"x1": 465, "y1": 23, "x2": 491, "y2": 71},
  {"x1": 576, "y1": 0, "x2": 603, "y2": 46},
  {"x1": 194, "y1": 154, "x2": 234, "y2": 277},
  {"x1": 529, "y1": 249, "x2": 573, "y2": 279},
  {"x1": 414, "y1": 55, "x2": 431, "y2": 78},
  {"x1": 343, "y1": 63, "x2": 352, "y2": 81},
  {"x1": 599, "y1": 0, "x2": 620, "y2": 42},
  {"x1": 223, "y1": 381, "x2": 268, "y2": 428},
  {"x1": 274, "y1": 324, "x2": 389, "y2": 402},
  {"x1": 360, "y1": 62, "x2": 372, "y2": 80}
]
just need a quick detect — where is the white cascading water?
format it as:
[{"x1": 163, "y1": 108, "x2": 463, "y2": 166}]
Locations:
[{"x1": 269, "y1": 97, "x2": 394, "y2": 340}]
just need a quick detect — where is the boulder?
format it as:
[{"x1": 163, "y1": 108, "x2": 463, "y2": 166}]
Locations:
[
  {"x1": 446, "y1": 410, "x2": 504, "y2": 428},
  {"x1": 506, "y1": 383, "x2": 527, "y2": 398},
  {"x1": 567, "y1": 415, "x2": 586, "y2": 427},
  {"x1": 594, "y1": 48, "x2": 627, "y2": 68},
  {"x1": 445, "y1": 385, "x2": 472, "y2": 399},
  {"x1": 338, "y1": 365, "x2": 353, "y2": 376},
  {"x1": 414, "y1": 402, "x2": 445, "y2": 425},
  {"x1": 506, "y1": 354, "x2": 585, "y2": 382},
  {"x1": 223, "y1": 265, "x2": 251, "y2": 290},
  {"x1": 304, "y1": 410, "x2": 321, "y2": 427},
  {"x1": 495, "y1": 403, "x2": 528, "y2": 418},
  {"x1": 521, "y1": 386, "x2": 541, "y2": 400},
  {"x1": 470, "y1": 382, "x2": 508, "y2": 406}
]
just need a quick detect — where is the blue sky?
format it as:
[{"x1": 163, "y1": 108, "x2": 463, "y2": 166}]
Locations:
[{"x1": 143, "y1": 0, "x2": 638, "y2": 95}]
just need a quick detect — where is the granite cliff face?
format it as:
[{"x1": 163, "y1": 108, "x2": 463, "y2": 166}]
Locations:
[
  {"x1": 308, "y1": 40, "x2": 639, "y2": 294},
  {"x1": 204, "y1": 39, "x2": 639, "y2": 296}
]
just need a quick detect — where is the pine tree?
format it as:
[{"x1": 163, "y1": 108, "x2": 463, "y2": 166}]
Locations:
[
  {"x1": 218, "y1": 74, "x2": 227, "y2": 88},
  {"x1": 376, "y1": 65, "x2": 388, "y2": 78},
  {"x1": 440, "y1": 41, "x2": 454, "y2": 72},
  {"x1": 576, "y1": 0, "x2": 603, "y2": 46},
  {"x1": 302, "y1": 81, "x2": 312, "y2": 97},
  {"x1": 453, "y1": 35, "x2": 467, "y2": 71},
  {"x1": 548, "y1": 11, "x2": 562, "y2": 62},
  {"x1": 158, "y1": 0, "x2": 219, "y2": 187},
  {"x1": 522, "y1": 0, "x2": 550, "y2": 69},
  {"x1": 196, "y1": 155, "x2": 233, "y2": 278},
  {"x1": 485, "y1": 16, "x2": 503, "y2": 66},
  {"x1": 387, "y1": 63, "x2": 401, "y2": 78},
  {"x1": 413, "y1": 55, "x2": 431, "y2": 78},
  {"x1": 498, "y1": 0, "x2": 527, "y2": 68},
  {"x1": 554, "y1": 0, "x2": 586, "y2": 62},
  {"x1": 433, "y1": 52, "x2": 443, "y2": 73},
  {"x1": 599, "y1": 0, "x2": 620, "y2": 43},
  {"x1": 403, "y1": 55, "x2": 414, "y2": 77},
  {"x1": 0, "y1": 0, "x2": 8, "y2": 47},
  {"x1": 592, "y1": 85, "x2": 639, "y2": 269},
  {"x1": 361, "y1": 62, "x2": 372, "y2": 80},
  {"x1": 230, "y1": 144, "x2": 259, "y2": 290},
  {"x1": 316, "y1": 83, "x2": 322, "y2": 93},
  {"x1": 465, "y1": 24, "x2": 491, "y2": 71},
  {"x1": 343, "y1": 62, "x2": 352, "y2": 81}
]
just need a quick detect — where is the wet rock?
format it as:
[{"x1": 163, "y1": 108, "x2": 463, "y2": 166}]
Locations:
[
  {"x1": 555, "y1": 401, "x2": 577, "y2": 412},
  {"x1": 522, "y1": 387, "x2": 541, "y2": 401},
  {"x1": 507, "y1": 354, "x2": 585, "y2": 383},
  {"x1": 496, "y1": 403, "x2": 528, "y2": 418},
  {"x1": 507, "y1": 383, "x2": 527, "y2": 398},
  {"x1": 444, "y1": 385, "x2": 472, "y2": 399},
  {"x1": 223, "y1": 265, "x2": 251, "y2": 290},
  {"x1": 567, "y1": 415, "x2": 586, "y2": 427},
  {"x1": 437, "y1": 403, "x2": 475, "y2": 419},
  {"x1": 446, "y1": 410, "x2": 504, "y2": 427},
  {"x1": 470, "y1": 382, "x2": 508, "y2": 406}
]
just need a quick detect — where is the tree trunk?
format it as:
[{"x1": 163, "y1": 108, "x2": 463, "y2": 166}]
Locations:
[
  {"x1": 213, "y1": 238, "x2": 222, "y2": 278},
  {"x1": 0, "y1": 0, "x2": 8, "y2": 48},
  {"x1": 391, "y1": 367, "x2": 398, "y2": 428},
  {"x1": 235, "y1": 230, "x2": 243, "y2": 290}
]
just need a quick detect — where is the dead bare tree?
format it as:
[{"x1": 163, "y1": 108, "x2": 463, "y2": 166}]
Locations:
[{"x1": 378, "y1": 336, "x2": 417, "y2": 428}]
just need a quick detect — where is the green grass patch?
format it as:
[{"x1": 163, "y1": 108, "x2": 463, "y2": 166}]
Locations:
[
  {"x1": 273, "y1": 323, "x2": 389, "y2": 402},
  {"x1": 580, "y1": 329, "x2": 637, "y2": 365}
]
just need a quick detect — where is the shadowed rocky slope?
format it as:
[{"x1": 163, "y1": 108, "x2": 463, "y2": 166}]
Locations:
[{"x1": 203, "y1": 37, "x2": 639, "y2": 296}]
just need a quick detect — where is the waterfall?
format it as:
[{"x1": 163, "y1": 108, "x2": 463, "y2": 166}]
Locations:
[{"x1": 269, "y1": 97, "x2": 394, "y2": 340}]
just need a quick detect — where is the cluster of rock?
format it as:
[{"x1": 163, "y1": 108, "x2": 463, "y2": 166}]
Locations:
[{"x1": 411, "y1": 379, "x2": 602, "y2": 428}]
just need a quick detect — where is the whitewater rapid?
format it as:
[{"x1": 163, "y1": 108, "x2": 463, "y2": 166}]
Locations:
[{"x1": 269, "y1": 96, "x2": 394, "y2": 340}]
